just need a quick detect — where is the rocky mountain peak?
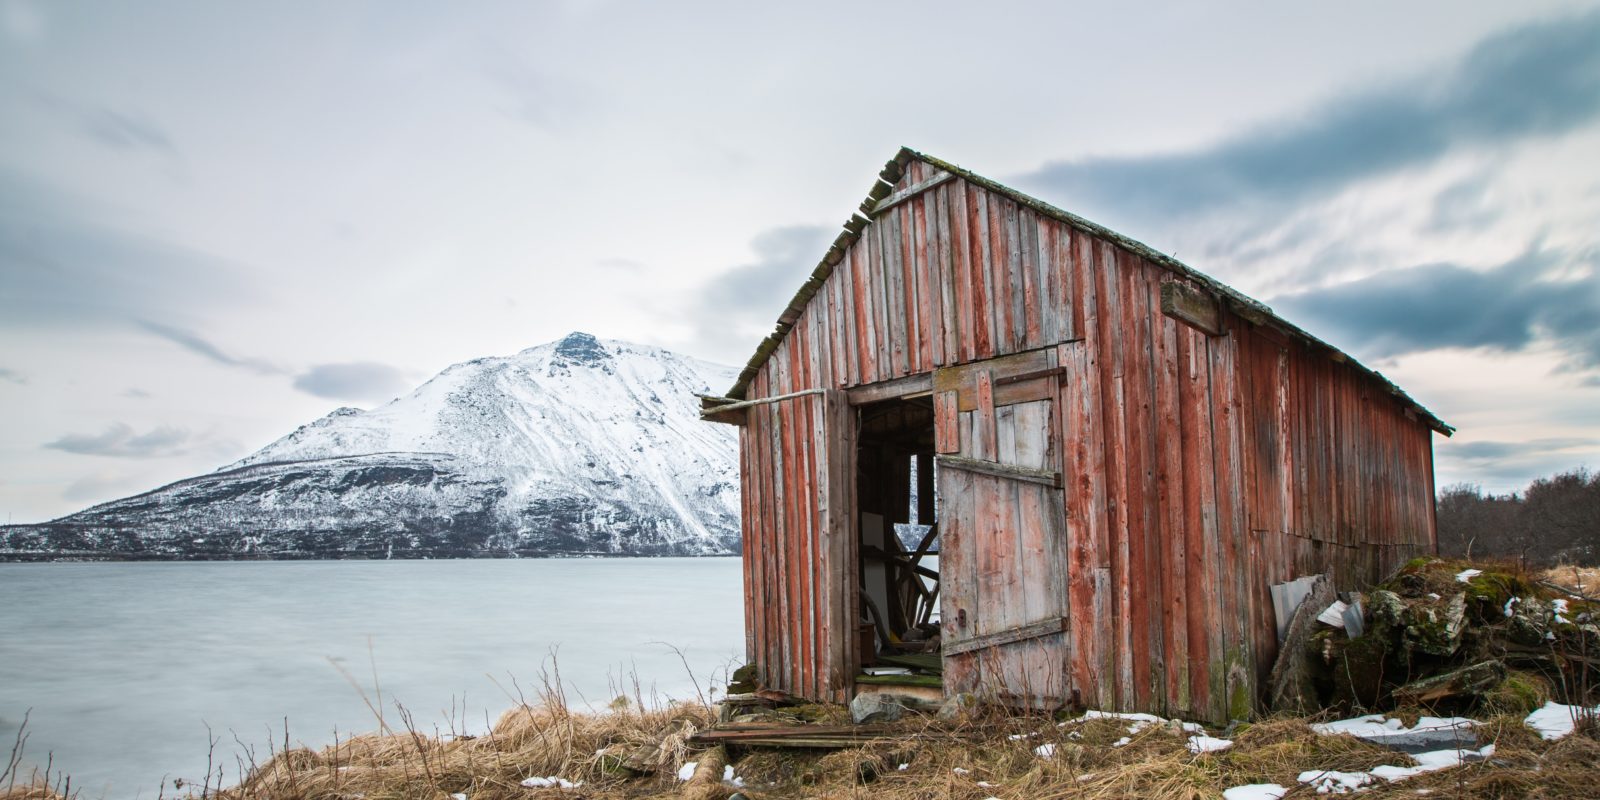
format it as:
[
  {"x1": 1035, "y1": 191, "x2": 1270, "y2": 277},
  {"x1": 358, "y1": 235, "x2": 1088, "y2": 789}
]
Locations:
[{"x1": 552, "y1": 331, "x2": 610, "y2": 365}]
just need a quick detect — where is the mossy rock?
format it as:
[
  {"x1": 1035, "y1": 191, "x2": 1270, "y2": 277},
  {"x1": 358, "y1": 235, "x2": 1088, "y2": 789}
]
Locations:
[
  {"x1": 1480, "y1": 669, "x2": 1551, "y2": 716},
  {"x1": 1401, "y1": 592, "x2": 1467, "y2": 657},
  {"x1": 728, "y1": 664, "x2": 759, "y2": 695},
  {"x1": 1332, "y1": 634, "x2": 1392, "y2": 711}
]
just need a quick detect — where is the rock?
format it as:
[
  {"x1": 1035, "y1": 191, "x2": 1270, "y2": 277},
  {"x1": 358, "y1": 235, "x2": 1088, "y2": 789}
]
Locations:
[
  {"x1": 595, "y1": 744, "x2": 660, "y2": 776},
  {"x1": 1368, "y1": 590, "x2": 1406, "y2": 637},
  {"x1": 1268, "y1": 574, "x2": 1336, "y2": 715},
  {"x1": 1393, "y1": 660, "x2": 1508, "y2": 706},
  {"x1": 937, "y1": 692, "x2": 979, "y2": 721},
  {"x1": 1507, "y1": 598, "x2": 1550, "y2": 646},
  {"x1": 727, "y1": 665, "x2": 758, "y2": 695},
  {"x1": 850, "y1": 692, "x2": 914, "y2": 724},
  {"x1": 1401, "y1": 592, "x2": 1467, "y2": 656}
]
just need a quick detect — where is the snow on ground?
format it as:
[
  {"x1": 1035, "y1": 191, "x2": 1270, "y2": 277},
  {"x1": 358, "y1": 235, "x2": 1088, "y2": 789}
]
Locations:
[
  {"x1": 676, "y1": 761, "x2": 697, "y2": 781},
  {"x1": 519, "y1": 775, "x2": 581, "y2": 789},
  {"x1": 1068, "y1": 709, "x2": 1205, "y2": 734},
  {"x1": 1187, "y1": 734, "x2": 1234, "y2": 753},
  {"x1": 1455, "y1": 568, "x2": 1483, "y2": 582},
  {"x1": 1525, "y1": 701, "x2": 1600, "y2": 740},
  {"x1": 1296, "y1": 744, "x2": 1495, "y2": 793},
  {"x1": 1311, "y1": 714, "x2": 1476, "y2": 741}
]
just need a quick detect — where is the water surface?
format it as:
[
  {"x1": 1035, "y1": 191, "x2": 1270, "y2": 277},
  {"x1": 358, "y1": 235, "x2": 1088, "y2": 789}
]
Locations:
[{"x1": 0, "y1": 558, "x2": 744, "y2": 798}]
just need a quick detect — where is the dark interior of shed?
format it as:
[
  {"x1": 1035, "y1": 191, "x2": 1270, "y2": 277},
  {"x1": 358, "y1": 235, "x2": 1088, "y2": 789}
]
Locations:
[{"x1": 853, "y1": 396, "x2": 941, "y2": 682}]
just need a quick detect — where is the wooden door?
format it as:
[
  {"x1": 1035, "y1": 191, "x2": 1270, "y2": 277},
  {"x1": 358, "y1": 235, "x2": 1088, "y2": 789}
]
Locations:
[
  {"x1": 934, "y1": 348, "x2": 1071, "y2": 705},
  {"x1": 743, "y1": 388, "x2": 859, "y2": 703}
]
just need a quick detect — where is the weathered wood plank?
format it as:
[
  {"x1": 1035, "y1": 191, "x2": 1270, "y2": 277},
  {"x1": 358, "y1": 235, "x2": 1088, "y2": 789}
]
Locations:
[
  {"x1": 869, "y1": 170, "x2": 955, "y2": 217},
  {"x1": 846, "y1": 372, "x2": 933, "y2": 405},
  {"x1": 1160, "y1": 281, "x2": 1224, "y2": 336},
  {"x1": 948, "y1": 181, "x2": 974, "y2": 363},
  {"x1": 1152, "y1": 284, "x2": 1190, "y2": 714},
  {"x1": 968, "y1": 184, "x2": 995, "y2": 359},
  {"x1": 945, "y1": 615, "x2": 1069, "y2": 655}
]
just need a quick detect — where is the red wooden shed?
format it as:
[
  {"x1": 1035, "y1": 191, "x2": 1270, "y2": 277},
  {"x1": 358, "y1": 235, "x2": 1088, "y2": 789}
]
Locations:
[{"x1": 701, "y1": 148, "x2": 1452, "y2": 723}]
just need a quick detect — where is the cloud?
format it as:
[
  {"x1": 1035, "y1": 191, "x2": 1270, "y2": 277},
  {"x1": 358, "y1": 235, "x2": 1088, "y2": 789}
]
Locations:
[
  {"x1": 44, "y1": 423, "x2": 193, "y2": 458},
  {"x1": 1, "y1": 1, "x2": 45, "y2": 42},
  {"x1": 1424, "y1": 173, "x2": 1502, "y2": 234},
  {"x1": 78, "y1": 107, "x2": 176, "y2": 155},
  {"x1": 122, "y1": 387, "x2": 150, "y2": 398},
  {"x1": 0, "y1": 170, "x2": 247, "y2": 326},
  {"x1": 1013, "y1": 10, "x2": 1600, "y2": 224},
  {"x1": 293, "y1": 362, "x2": 412, "y2": 403},
  {"x1": 480, "y1": 44, "x2": 588, "y2": 129},
  {"x1": 1268, "y1": 243, "x2": 1600, "y2": 372},
  {"x1": 0, "y1": 367, "x2": 24, "y2": 385},
  {"x1": 137, "y1": 320, "x2": 285, "y2": 375},
  {"x1": 1436, "y1": 437, "x2": 1598, "y2": 489},
  {"x1": 686, "y1": 224, "x2": 835, "y2": 361}
]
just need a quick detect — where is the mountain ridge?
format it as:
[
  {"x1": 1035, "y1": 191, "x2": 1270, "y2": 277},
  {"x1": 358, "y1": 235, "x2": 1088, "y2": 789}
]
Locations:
[{"x1": 0, "y1": 333, "x2": 742, "y2": 560}]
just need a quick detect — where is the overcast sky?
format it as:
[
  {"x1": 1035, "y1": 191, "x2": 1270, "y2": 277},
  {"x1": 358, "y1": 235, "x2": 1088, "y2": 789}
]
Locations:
[{"x1": 2, "y1": 0, "x2": 1598, "y2": 522}]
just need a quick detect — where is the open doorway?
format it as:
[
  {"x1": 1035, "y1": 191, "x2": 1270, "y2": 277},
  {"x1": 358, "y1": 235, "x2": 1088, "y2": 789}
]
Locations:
[{"x1": 853, "y1": 395, "x2": 942, "y2": 694}]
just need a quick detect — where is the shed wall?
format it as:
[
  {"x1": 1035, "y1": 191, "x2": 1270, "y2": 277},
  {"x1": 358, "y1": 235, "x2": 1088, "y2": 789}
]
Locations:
[{"x1": 738, "y1": 159, "x2": 1438, "y2": 721}]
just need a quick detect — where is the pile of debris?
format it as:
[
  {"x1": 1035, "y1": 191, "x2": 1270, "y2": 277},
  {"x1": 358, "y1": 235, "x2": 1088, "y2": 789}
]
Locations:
[{"x1": 1271, "y1": 557, "x2": 1598, "y2": 717}]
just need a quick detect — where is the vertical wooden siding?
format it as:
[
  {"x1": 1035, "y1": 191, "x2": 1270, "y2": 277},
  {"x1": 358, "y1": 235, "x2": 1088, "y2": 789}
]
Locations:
[{"x1": 740, "y1": 159, "x2": 1438, "y2": 722}]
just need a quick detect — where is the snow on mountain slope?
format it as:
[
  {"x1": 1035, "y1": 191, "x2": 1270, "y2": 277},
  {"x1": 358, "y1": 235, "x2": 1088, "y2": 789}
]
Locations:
[{"x1": 0, "y1": 334, "x2": 743, "y2": 559}]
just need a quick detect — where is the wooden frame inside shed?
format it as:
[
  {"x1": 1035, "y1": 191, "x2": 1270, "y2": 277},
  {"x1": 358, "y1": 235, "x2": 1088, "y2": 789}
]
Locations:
[{"x1": 703, "y1": 148, "x2": 1452, "y2": 723}]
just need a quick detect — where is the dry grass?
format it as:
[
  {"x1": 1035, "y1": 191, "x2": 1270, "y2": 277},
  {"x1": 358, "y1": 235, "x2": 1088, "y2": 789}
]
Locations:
[
  {"x1": 1544, "y1": 564, "x2": 1600, "y2": 596},
  {"x1": 8, "y1": 701, "x2": 1600, "y2": 800}
]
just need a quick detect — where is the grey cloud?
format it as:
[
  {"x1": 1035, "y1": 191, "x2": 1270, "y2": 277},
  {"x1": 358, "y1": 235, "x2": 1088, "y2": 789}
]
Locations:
[
  {"x1": 79, "y1": 107, "x2": 176, "y2": 154},
  {"x1": 1269, "y1": 244, "x2": 1600, "y2": 370},
  {"x1": 1437, "y1": 437, "x2": 1598, "y2": 488},
  {"x1": 1425, "y1": 173, "x2": 1502, "y2": 233},
  {"x1": 688, "y1": 225, "x2": 835, "y2": 361},
  {"x1": 480, "y1": 44, "x2": 587, "y2": 129},
  {"x1": 0, "y1": 367, "x2": 24, "y2": 385},
  {"x1": 1013, "y1": 11, "x2": 1600, "y2": 224},
  {"x1": 122, "y1": 387, "x2": 150, "y2": 398},
  {"x1": 137, "y1": 320, "x2": 284, "y2": 375},
  {"x1": 293, "y1": 362, "x2": 411, "y2": 403},
  {"x1": 33, "y1": 94, "x2": 178, "y2": 157},
  {"x1": 45, "y1": 423, "x2": 192, "y2": 458},
  {"x1": 0, "y1": 171, "x2": 247, "y2": 326}
]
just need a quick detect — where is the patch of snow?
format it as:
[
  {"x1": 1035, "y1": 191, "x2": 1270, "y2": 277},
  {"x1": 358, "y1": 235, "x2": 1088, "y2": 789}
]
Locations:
[
  {"x1": 1223, "y1": 785, "x2": 1288, "y2": 800},
  {"x1": 1455, "y1": 568, "x2": 1482, "y2": 583},
  {"x1": 896, "y1": 763, "x2": 909, "y2": 771},
  {"x1": 977, "y1": 780, "x2": 997, "y2": 787},
  {"x1": 952, "y1": 767, "x2": 971, "y2": 774},
  {"x1": 1311, "y1": 714, "x2": 1476, "y2": 741},
  {"x1": 1299, "y1": 769, "x2": 1376, "y2": 793},
  {"x1": 1504, "y1": 596, "x2": 1520, "y2": 617},
  {"x1": 1525, "y1": 701, "x2": 1600, "y2": 740},
  {"x1": 1187, "y1": 735, "x2": 1234, "y2": 753},
  {"x1": 676, "y1": 762, "x2": 697, "y2": 781},
  {"x1": 1553, "y1": 598, "x2": 1571, "y2": 624},
  {"x1": 519, "y1": 776, "x2": 580, "y2": 789},
  {"x1": 451, "y1": 794, "x2": 467, "y2": 800},
  {"x1": 1427, "y1": 592, "x2": 1441, "y2": 600},
  {"x1": 721, "y1": 764, "x2": 745, "y2": 787},
  {"x1": 1007, "y1": 732, "x2": 1038, "y2": 740},
  {"x1": 1066, "y1": 709, "x2": 1204, "y2": 733},
  {"x1": 1295, "y1": 745, "x2": 1494, "y2": 793},
  {"x1": 1111, "y1": 736, "x2": 1132, "y2": 747},
  {"x1": 1033, "y1": 743, "x2": 1056, "y2": 759}
]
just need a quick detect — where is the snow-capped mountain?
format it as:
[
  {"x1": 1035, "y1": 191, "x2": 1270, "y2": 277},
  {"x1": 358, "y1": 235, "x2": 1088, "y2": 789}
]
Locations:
[{"x1": 0, "y1": 333, "x2": 742, "y2": 559}]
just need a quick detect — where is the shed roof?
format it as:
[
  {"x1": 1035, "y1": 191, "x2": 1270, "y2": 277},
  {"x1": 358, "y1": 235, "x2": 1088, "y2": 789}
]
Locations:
[{"x1": 723, "y1": 147, "x2": 1452, "y2": 436}]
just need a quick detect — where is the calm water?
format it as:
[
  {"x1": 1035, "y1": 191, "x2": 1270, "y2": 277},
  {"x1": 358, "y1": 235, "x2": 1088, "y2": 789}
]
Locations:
[{"x1": 0, "y1": 559, "x2": 744, "y2": 799}]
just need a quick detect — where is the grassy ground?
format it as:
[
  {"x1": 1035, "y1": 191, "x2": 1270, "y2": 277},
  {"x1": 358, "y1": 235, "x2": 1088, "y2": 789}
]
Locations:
[{"x1": 6, "y1": 699, "x2": 1599, "y2": 799}]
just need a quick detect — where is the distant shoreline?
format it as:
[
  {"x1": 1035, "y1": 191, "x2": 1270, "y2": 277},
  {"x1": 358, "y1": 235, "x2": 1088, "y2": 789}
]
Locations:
[{"x1": 0, "y1": 551, "x2": 742, "y2": 563}]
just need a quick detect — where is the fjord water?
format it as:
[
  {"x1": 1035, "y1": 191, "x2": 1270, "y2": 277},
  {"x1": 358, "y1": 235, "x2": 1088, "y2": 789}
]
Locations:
[{"x1": 0, "y1": 558, "x2": 743, "y2": 799}]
